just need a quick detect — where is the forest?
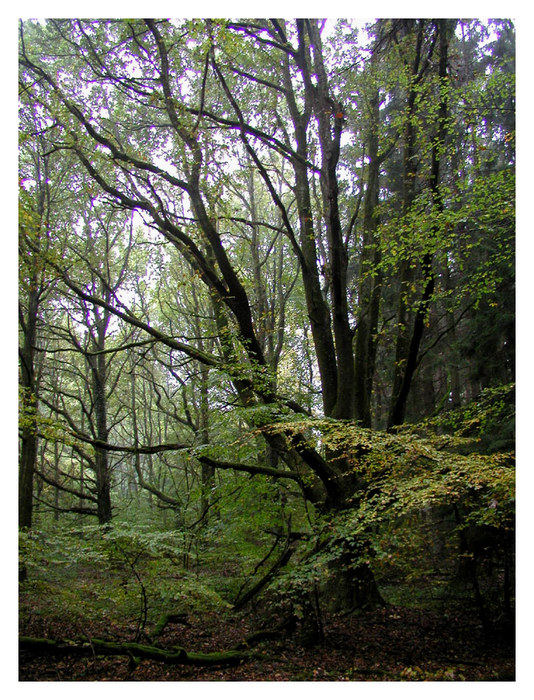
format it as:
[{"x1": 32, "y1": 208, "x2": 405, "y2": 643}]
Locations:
[{"x1": 18, "y1": 18, "x2": 515, "y2": 682}]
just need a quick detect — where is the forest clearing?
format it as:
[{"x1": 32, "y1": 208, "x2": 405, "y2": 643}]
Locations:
[{"x1": 18, "y1": 18, "x2": 515, "y2": 683}]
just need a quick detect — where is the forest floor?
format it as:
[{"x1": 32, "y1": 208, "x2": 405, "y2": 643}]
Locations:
[{"x1": 19, "y1": 602, "x2": 515, "y2": 682}]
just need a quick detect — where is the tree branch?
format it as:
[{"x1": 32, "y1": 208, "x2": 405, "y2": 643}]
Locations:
[
  {"x1": 69, "y1": 430, "x2": 190, "y2": 455},
  {"x1": 197, "y1": 455, "x2": 301, "y2": 481},
  {"x1": 34, "y1": 469, "x2": 98, "y2": 503}
]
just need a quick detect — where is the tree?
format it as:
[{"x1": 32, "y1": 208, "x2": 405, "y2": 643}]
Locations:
[
  {"x1": 40, "y1": 205, "x2": 139, "y2": 523},
  {"x1": 386, "y1": 19, "x2": 452, "y2": 428},
  {"x1": 19, "y1": 102, "x2": 76, "y2": 528},
  {"x1": 19, "y1": 180, "x2": 45, "y2": 531},
  {"x1": 19, "y1": 18, "x2": 514, "y2": 615}
]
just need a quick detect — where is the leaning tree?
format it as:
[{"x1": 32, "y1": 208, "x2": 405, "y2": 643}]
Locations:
[{"x1": 19, "y1": 18, "x2": 514, "y2": 610}]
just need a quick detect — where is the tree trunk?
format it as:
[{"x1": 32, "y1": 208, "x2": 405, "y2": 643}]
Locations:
[
  {"x1": 307, "y1": 20, "x2": 355, "y2": 420},
  {"x1": 19, "y1": 423, "x2": 38, "y2": 530},
  {"x1": 88, "y1": 316, "x2": 113, "y2": 524},
  {"x1": 19, "y1": 285, "x2": 40, "y2": 531},
  {"x1": 199, "y1": 364, "x2": 214, "y2": 518},
  {"x1": 280, "y1": 37, "x2": 339, "y2": 417},
  {"x1": 354, "y1": 84, "x2": 382, "y2": 427},
  {"x1": 388, "y1": 20, "x2": 449, "y2": 429}
]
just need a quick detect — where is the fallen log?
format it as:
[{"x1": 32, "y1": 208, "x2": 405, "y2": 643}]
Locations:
[{"x1": 19, "y1": 636, "x2": 249, "y2": 667}]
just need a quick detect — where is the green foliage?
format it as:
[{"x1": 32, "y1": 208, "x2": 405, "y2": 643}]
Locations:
[
  {"x1": 19, "y1": 522, "x2": 233, "y2": 631},
  {"x1": 18, "y1": 387, "x2": 83, "y2": 449},
  {"x1": 19, "y1": 18, "x2": 515, "y2": 636},
  {"x1": 254, "y1": 388, "x2": 514, "y2": 612},
  {"x1": 413, "y1": 382, "x2": 515, "y2": 454}
]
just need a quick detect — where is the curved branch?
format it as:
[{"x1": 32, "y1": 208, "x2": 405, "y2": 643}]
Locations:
[
  {"x1": 197, "y1": 455, "x2": 301, "y2": 481},
  {"x1": 69, "y1": 430, "x2": 189, "y2": 455},
  {"x1": 227, "y1": 21, "x2": 296, "y2": 56},
  {"x1": 34, "y1": 469, "x2": 98, "y2": 503},
  {"x1": 56, "y1": 268, "x2": 222, "y2": 367},
  {"x1": 210, "y1": 55, "x2": 305, "y2": 267},
  {"x1": 187, "y1": 106, "x2": 320, "y2": 173},
  {"x1": 33, "y1": 496, "x2": 98, "y2": 517}
]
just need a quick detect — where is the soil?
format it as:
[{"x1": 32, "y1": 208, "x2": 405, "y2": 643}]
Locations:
[{"x1": 19, "y1": 604, "x2": 515, "y2": 681}]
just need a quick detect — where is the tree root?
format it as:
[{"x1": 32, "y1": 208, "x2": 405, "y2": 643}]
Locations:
[{"x1": 19, "y1": 636, "x2": 250, "y2": 667}]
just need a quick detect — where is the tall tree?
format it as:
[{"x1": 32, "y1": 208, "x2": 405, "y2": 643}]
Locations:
[
  {"x1": 387, "y1": 19, "x2": 452, "y2": 428},
  {"x1": 19, "y1": 18, "x2": 515, "y2": 609},
  {"x1": 19, "y1": 107, "x2": 74, "y2": 527}
]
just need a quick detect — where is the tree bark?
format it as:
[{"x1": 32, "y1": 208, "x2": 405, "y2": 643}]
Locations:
[
  {"x1": 306, "y1": 20, "x2": 355, "y2": 420},
  {"x1": 354, "y1": 81, "x2": 383, "y2": 427},
  {"x1": 19, "y1": 155, "x2": 48, "y2": 530},
  {"x1": 87, "y1": 316, "x2": 113, "y2": 524},
  {"x1": 19, "y1": 303, "x2": 38, "y2": 530}
]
